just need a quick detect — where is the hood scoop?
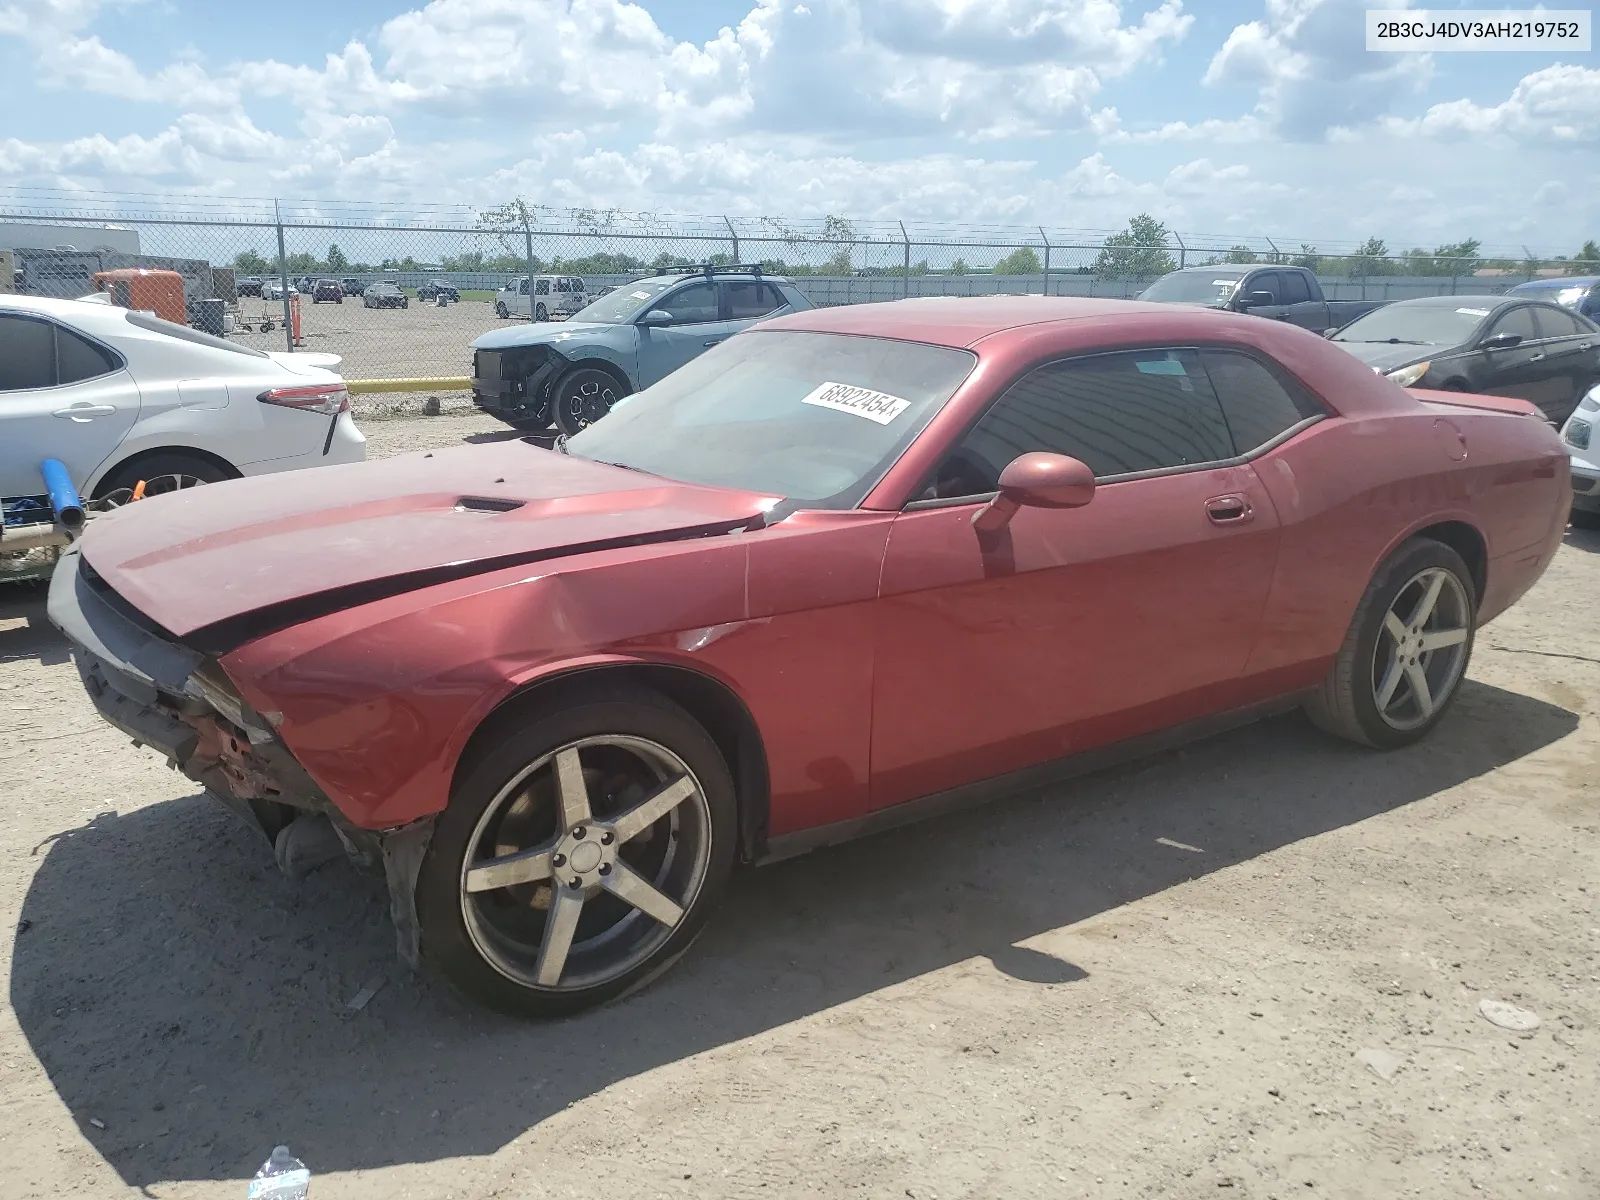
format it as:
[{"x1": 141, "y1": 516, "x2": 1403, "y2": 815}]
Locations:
[{"x1": 455, "y1": 496, "x2": 526, "y2": 514}]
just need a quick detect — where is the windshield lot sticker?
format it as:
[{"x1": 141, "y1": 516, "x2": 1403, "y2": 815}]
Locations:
[
  {"x1": 631, "y1": 290, "x2": 653, "y2": 299},
  {"x1": 801, "y1": 381, "x2": 912, "y2": 424},
  {"x1": 1456, "y1": 307, "x2": 1491, "y2": 316}
]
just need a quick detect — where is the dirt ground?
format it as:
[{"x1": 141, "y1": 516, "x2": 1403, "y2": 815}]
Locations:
[
  {"x1": 1, "y1": 410, "x2": 1596, "y2": 1199},
  {"x1": 231, "y1": 298, "x2": 524, "y2": 382}
]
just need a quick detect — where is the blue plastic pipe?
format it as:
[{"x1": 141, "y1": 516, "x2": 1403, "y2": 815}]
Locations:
[{"x1": 39, "y1": 458, "x2": 85, "y2": 532}]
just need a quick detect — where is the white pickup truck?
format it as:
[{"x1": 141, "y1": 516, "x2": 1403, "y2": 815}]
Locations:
[{"x1": 493, "y1": 275, "x2": 590, "y2": 322}]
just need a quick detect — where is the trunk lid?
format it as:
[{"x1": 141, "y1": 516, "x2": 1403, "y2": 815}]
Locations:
[
  {"x1": 1408, "y1": 387, "x2": 1543, "y2": 418},
  {"x1": 79, "y1": 440, "x2": 775, "y2": 639}
]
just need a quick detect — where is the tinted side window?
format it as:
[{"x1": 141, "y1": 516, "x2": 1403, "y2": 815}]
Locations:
[
  {"x1": 56, "y1": 326, "x2": 120, "y2": 384},
  {"x1": 535, "y1": 279, "x2": 551, "y2": 295},
  {"x1": 1201, "y1": 350, "x2": 1323, "y2": 453},
  {"x1": 724, "y1": 280, "x2": 783, "y2": 320},
  {"x1": 1280, "y1": 271, "x2": 1311, "y2": 305},
  {"x1": 930, "y1": 349, "x2": 1234, "y2": 497},
  {"x1": 1534, "y1": 306, "x2": 1583, "y2": 337},
  {"x1": 1250, "y1": 273, "x2": 1282, "y2": 304},
  {"x1": 0, "y1": 314, "x2": 57, "y2": 390},
  {"x1": 1490, "y1": 306, "x2": 1538, "y2": 342},
  {"x1": 657, "y1": 282, "x2": 719, "y2": 324}
]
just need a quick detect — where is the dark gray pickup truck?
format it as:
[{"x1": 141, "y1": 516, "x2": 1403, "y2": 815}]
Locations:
[{"x1": 1138, "y1": 265, "x2": 1387, "y2": 332}]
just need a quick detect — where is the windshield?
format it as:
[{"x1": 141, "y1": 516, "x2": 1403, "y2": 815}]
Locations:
[
  {"x1": 1331, "y1": 303, "x2": 1490, "y2": 345},
  {"x1": 1138, "y1": 272, "x2": 1246, "y2": 305},
  {"x1": 566, "y1": 330, "x2": 977, "y2": 506},
  {"x1": 569, "y1": 278, "x2": 676, "y2": 324}
]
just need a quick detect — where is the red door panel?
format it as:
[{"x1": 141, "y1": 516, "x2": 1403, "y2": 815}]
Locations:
[{"x1": 870, "y1": 462, "x2": 1282, "y2": 810}]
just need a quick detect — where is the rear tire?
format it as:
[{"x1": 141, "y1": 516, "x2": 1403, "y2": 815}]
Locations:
[
  {"x1": 1304, "y1": 537, "x2": 1476, "y2": 748},
  {"x1": 536, "y1": 304, "x2": 548, "y2": 322},
  {"x1": 92, "y1": 452, "x2": 235, "y2": 501},
  {"x1": 415, "y1": 684, "x2": 736, "y2": 1018}
]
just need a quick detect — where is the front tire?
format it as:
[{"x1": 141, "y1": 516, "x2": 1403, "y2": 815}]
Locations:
[
  {"x1": 495, "y1": 302, "x2": 509, "y2": 318},
  {"x1": 536, "y1": 303, "x2": 548, "y2": 322},
  {"x1": 415, "y1": 685, "x2": 736, "y2": 1018},
  {"x1": 553, "y1": 366, "x2": 629, "y2": 436},
  {"x1": 1305, "y1": 537, "x2": 1476, "y2": 748}
]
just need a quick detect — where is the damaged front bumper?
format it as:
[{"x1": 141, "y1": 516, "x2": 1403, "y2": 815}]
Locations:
[
  {"x1": 45, "y1": 546, "x2": 433, "y2": 966},
  {"x1": 471, "y1": 344, "x2": 565, "y2": 420}
]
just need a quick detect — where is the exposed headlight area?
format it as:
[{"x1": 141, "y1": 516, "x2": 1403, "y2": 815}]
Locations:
[
  {"x1": 1384, "y1": 361, "x2": 1432, "y2": 388},
  {"x1": 1566, "y1": 419, "x2": 1592, "y2": 451}
]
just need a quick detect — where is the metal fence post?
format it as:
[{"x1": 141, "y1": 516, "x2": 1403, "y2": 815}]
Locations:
[
  {"x1": 900, "y1": 222, "x2": 910, "y2": 299},
  {"x1": 724, "y1": 216, "x2": 739, "y2": 264},
  {"x1": 1039, "y1": 227, "x2": 1051, "y2": 296},
  {"x1": 1265, "y1": 236, "x2": 1280, "y2": 265},
  {"x1": 274, "y1": 199, "x2": 292, "y2": 352},
  {"x1": 522, "y1": 207, "x2": 536, "y2": 318},
  {"x1": 1173, "y1": 231, "x2": 1186, "y2": 270}
]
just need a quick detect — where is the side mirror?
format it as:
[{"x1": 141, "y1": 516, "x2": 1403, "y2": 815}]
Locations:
[
  {"x1": 638, "y1": 309, "x2": 674, "y2": 326},
  {"x1": 973, "y1": 453, "x2": 1095, "y2": 535},
  {"x1": 1238, "y1": 290, "x2": 1276, "y2": 309},
  {"x1": 1480, "y1": 333, "x2": 1521, "y2": 351},
  {"x1": 1321, "y1": 327, "x2": 1339, "y2": 338}
]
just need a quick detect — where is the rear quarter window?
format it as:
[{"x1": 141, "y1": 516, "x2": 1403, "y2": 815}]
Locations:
[{"x1": 1200, "y1": 349, "x2": 1325, "y2": 453}]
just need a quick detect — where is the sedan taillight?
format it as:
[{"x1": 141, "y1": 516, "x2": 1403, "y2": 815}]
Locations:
[{"x1": 258, "y1": 383, "x2": 349, "y2": 416}]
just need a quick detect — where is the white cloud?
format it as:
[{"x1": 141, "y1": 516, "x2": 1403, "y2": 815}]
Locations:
[
  {"x1": 1384, "y1": 65, "x2": 1600, "y2": 143},
  {"x1": 1203, "y1": 0, "x2": 1432, "y2": 140}
]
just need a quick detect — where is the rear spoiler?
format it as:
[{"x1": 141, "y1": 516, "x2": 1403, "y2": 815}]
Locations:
[{"x1": 1407, "y1": 387, "x2": 1542, "y2": 419}]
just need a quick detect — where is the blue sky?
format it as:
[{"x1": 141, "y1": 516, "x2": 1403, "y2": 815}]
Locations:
[{"x1": 0, "y1": 0, "x2": 1594, "y2": 253}]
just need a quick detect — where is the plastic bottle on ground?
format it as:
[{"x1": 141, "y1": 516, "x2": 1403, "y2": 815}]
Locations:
[{"x1": 246, "y1": 1146, "x2": 311, "y2": 1199}]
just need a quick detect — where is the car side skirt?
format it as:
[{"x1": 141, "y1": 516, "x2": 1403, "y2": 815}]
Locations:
[{"x1": 757, "y1": 691, "x2": 1309, "y2": 866}]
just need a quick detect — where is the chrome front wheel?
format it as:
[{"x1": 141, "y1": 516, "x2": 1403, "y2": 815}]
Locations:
[
  {"x1": 460, "y1": 735, "x2": 713, "y2": 992},
  {"x1": 416, "y1": 686, "x2": 736, "y2": 1018}
]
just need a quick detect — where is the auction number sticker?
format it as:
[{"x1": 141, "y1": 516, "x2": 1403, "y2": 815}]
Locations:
[
  {"x1": 801, "y1": 381, "x2": 912, "y2": 424},
  {"x1": 1456, "y1": 307, "x2": 1492, "y2": 316}
]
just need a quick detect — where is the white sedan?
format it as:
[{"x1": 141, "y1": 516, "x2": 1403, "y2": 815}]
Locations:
[
  {"x1": 1561, "y1": 384, "x2": 1600, "y2": 527},
  {"x1": 0, "y1": 293, "x2": 364, "y2": 509}
]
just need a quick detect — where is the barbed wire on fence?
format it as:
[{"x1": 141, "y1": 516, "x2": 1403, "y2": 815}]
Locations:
[{"x1": 2, "y1": 187, "x2": 1594, "y2": 384}]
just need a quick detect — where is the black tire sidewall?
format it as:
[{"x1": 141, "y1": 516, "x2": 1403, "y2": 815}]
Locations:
[
  {"x1": 1345, "y1": 540, "x2": 1477, "y2": 748},
  {"x1": 94, "y1": 453, "x2": 233, "y2": 500},
  {"x1": 415, "y1": 687, "x2": 737, "y2": 1019},
  {"x1": 553, "y1": 368, "x2": 627, "y2": 437}
]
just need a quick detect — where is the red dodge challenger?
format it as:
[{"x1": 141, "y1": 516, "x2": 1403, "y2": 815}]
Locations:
[{"x1": 49, "y1": 297, "x2": 1569, "y2": 1017}]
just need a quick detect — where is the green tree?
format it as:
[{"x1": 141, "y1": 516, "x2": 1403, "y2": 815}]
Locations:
[
  {"x1": 992, "y1": 247, "x2": 1042, "y2": 276},
  {"x1": 442, "y1": 250, "x2": 487, "y2": 271},
  {"x1": 1092, "y1": 214, "x2": 1177, "y2": 279},
  {"x1": 326, "y1": 243, "x2": 349, "y2": 271},
  {"x1": 1290, "y1": 244, "x2": 1321, "y2": 271},
  {"x1": 1345, "y1": 237, "x2": 1391, "y2": 277},
  {"x1": 1224, "y1": 245, "x2": 1260, "y2": 264},
  {"x1": 1572, "y1": 240, "x2": 1599, "y2": 271},
  {"x1": 550, "y1": 252, "x2": 646, "y2": 274},
  {"x1": 285, "y1": 251, "x2": 319, "y2": 274},
  {"x1": 949, "y1": 257, "x2": 970, "y2": 276},
  {"x1": 234, "y1": 249, "x2": 270, "y2": 274}
]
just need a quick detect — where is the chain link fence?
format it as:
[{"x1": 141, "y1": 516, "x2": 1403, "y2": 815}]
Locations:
[{"x1": 2, "y1": 192, "x2": 1593, "y2": 390}]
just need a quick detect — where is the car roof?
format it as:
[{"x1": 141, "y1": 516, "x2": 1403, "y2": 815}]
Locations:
[
  {"x1": 630, "y1": 271, "x2": 796, "y2": 286},
  {"x1": 760, "y1": 296, "x2": 1236, "y2": 348},
  {"x1": 1509, "y1": 276, "x2": 1599, "y2": 290},
  {"x1": 0, "y1": 292, "x2": 137, "y2": 333},
  {"x1": 1376, "y1": 293, "x2": 1520, "y2": 309},
  {"x1": 1165, "y1": 264, "x2": 1254, "y2": 275}
]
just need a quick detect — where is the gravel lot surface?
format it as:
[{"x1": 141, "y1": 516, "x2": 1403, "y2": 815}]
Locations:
[
  {"x1": 231, "y1": 298, "x2": 529, "y2": 381},
  {"x1": 0, "y1": 412, "x2": 1595, "y2": 1199}
]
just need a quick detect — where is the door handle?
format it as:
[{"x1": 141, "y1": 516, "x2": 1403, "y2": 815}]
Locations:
[
  {"x1": 703, "y1": 338, "x2": 725, "y2": 347},
  {"x1": 1205, "y1": 494, "x2": 1253, "y2": 524},
  {"x1": 53, "y1": 404, "x2": 117, "y2": 421},
  {"x1": 1528, "y1": 353, "x2": 1545, "y2": 362}
]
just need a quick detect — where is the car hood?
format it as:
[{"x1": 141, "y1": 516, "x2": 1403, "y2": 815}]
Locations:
[
  {"x1": 473, "y1": 322, "x2": 622, "y2": 350},
  {"x1": 78, "y1": 440, "x2": 776, "y2": 644},
  {"x1": 1329, "y1": 341, "x2": 1446, "y2": 371}
]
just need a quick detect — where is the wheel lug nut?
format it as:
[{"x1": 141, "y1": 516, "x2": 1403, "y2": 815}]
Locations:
[
  {"x1": 568, "y1": 878, "x2": 583, "y2": 890},
  {"x1": 573, "y1": 826, "x2": 586, "y2": 839},
  {"x1": 600, "y1": 831, "x2": 614, "y2": 845},
  {"x1": 552, "y1": 853, "x2": 566, "y2": 868},
  {"x1": 599, "y1": 863, "x2": 611, "y2": 876}
]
